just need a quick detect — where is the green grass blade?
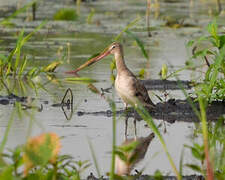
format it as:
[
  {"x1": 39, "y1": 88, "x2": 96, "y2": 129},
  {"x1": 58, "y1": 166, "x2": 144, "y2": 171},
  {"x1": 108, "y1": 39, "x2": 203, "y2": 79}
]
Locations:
[
  {"x1": 64, "y1": 77, "x2": 98, "y2": 83},
  {"x1": 0, "y1": 109, "x2": 16, "y2": 153},
  {"x1": 87, "y1": 137, "x2": 101, "y2": 178},
  {"x1": 14, "y1": 30, "x2": 24, "y2": 72},
  {"x1": 198, "y1": 97, "x2": 214, "y2": 179},
  {"x1": 114, "y1": 16, "x2": 140, "y2": 41},
  {"x1": 125, "y1": 30, "x2": 149, "y2": 60},
  {"x1": 19, "y1": 55, "x2": 28, "y2": 77},
  {"x1": 135, "y1": 105, "x2": 181, "y2": 180},
  {"x1": 0, "y1": 0, "x2": 37, "y2": 25},
  {"x1": 166, "y1": 67, "x2": 187, "y2": 79},
  {"x1": 21, "y1": 20, "x2": 47, "y2": 46},
  {"x1": 179, "y1": 148, "x2": 185, "y2": 177},
  {"x1": 177, "y1": 79, "x2": 201, "y2": 120},
  {"x1": 109, "y1": 99, "x2": 116, "y2": 180}
]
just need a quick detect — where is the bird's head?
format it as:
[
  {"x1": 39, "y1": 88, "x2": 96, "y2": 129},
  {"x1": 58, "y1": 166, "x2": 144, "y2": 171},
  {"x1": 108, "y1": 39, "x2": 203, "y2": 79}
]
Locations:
[
  {"x1": 67, "y1": 42, "x2": 122, "y2": 73},
  {"x1": 90, "y1": 42, "x2": 122, "y2": 62},
  {"x1": 107, "y1": 42, "x2": 122, "y2": 55}
]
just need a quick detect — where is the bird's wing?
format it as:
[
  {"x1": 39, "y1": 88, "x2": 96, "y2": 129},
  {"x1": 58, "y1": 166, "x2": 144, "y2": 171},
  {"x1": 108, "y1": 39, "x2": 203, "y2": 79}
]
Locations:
[{"x1": 131, "y1": 77, "x2": 155, "y2": 108}]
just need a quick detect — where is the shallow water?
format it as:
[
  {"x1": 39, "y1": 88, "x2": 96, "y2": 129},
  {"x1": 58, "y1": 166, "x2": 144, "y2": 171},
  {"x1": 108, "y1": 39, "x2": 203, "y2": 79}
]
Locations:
[{"x1": 0, "y1": 0, "x2": 225, "y2": 178}]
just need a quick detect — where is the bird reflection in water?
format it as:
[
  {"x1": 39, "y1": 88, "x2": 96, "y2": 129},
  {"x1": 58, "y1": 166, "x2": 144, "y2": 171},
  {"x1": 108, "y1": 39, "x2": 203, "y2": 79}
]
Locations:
[{"x1": 115, "y1": 132, "x2": 155, "y2": 176}]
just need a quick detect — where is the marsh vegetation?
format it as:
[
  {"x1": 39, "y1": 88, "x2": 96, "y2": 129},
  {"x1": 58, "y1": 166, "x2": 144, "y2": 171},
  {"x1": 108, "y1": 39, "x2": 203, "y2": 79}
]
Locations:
[{"x1": 0, "y1": 0, "x2": 225, "y2": 179}]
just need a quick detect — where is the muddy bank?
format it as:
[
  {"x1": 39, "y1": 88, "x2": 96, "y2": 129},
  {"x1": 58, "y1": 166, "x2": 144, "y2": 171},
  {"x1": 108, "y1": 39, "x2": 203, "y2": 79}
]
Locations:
[
  {"x1": 141, "y1": 79, "x2": 193, "y2": 90},
  {"x1": 86, "y1": 174, "x2": 204, "y2": 180},
  {"x1": 77, "y1": 98, "x2": 225, "y2": 123}
]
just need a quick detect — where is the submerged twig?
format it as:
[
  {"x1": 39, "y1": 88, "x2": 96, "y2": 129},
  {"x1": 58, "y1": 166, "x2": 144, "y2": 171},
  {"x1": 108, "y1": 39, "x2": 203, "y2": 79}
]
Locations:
[
  {"x1": 146, "y1": 0, "x2": 152, "y2": 37},
  {"x1": 192, "y1": 46, "x2": 197, "y2": 56},
  {"x1": 32, "y1": 2, "x2": 36, "y2": 20},
  {"x1": 204, "y1": 56, "x2": 210, "y2": 67},
  {"x1": 217, "y1": 0, "x2": 222, "y2": 14}
]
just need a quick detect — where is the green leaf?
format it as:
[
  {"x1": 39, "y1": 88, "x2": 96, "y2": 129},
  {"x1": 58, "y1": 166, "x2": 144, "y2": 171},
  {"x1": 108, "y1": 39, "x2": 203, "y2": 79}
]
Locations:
[
  {"x1": 24, "y1": 135, "x2": 54, "y2": 166},
  {"x1": 118, "y1": 141, "x2": 139, "y2": 153},
  {"x1": 43, "y1": 61, "x2": 62, "y2": 72},
  {"x1": 154, "y1": 170, "x2": 163, "y2": 180},
  {"x1": 160, "y1": 64, "x2": 168, "y2": 80},
  {"x1": 54, "y1": 9, "x2": 78, "y2": 21},
  {"x1": 138, "y1": 68, "x2": 145, "y2": 79},
  {"x1": 207, "y1": 20, "x2": 220, "y2": 47},
  {"x1": 0, "y1": 156, "x2": 7, "y2": 168},
  {"x1": 19, "y1": 55, "x2": 28, "y2": 77},
  {"x1": 207, "y1": 20, "x2": 218, "y2": 37},
  {"x1": 219, "y1": 35, "x2": 225, "y2": 49},
  {"x1": 0, "y1": 166, "x2": 14, "y2": 180},
  {"x1": 185, "y1": 164, "x2": 202, "y2": 173},
  {"x1": 191, "y1": 147, "x2": 202, "y2": 160},
  {"x1": 114, "y1": 150, "x2": 127, "y2": 162},
  {"x1": 125, "y1": 30, "x2": 149, "y2": 60},
  {"x1": 64, "y1": 77, "x2": 98, "y2": 83},
  {"x1": 187, "y1": 40, "x2": 194, "y2": 47},
  {"x1": 86, "y1": 8, "x2": 95, "y2": 24},
  {"x1": 114, "y1": 16, "x2": 140, "y2": 41}
]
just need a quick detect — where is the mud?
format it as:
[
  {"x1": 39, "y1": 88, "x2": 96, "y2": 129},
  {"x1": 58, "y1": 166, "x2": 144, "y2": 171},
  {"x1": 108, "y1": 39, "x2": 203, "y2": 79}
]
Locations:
[
  {"x1": 0, "y1": 93, "x2": 27, "y2": 105},
  {"x1": 141, "y1": 79, "x2": 193, "y2": 90},
  {"x1": 86, "y1": 173, "x2": 204, "y2": 180},
  {"x1": 1, "y1": 80, "x2": 223, "y2": 123},
  {"x1": 77, "y1": 98, "x2": 225, "y2": 123}
]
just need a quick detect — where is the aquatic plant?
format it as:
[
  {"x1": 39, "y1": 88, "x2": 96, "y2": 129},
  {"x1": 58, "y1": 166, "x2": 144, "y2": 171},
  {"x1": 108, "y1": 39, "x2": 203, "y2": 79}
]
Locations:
[
  {"x1": 0, "y1": 132, "x2": 90, "y2": 179},
  {"x1": 0, "y1": 21, "x2": 46, "y2": 78},
  {"x1": 86, "y1": 8, "x2": 95, "y2": 24},
  {"x1": 185, "y1": 116, "x2": 225, "y2": 179},
  {"x1": 23, "y1": 133, "x2": 61, "y2": 175},
  {"x1": 53, "y1": 8, "x2": 78, "y2": 21},
  {"x1": 187, "y1": 20, "x2": 225, "y2": 102},
  {"x1": 0, "y1": 0, "x2": 37, "y2": 26},
  {"x1": 125, "y1": 30, "x2": 149, "y2": 60}
]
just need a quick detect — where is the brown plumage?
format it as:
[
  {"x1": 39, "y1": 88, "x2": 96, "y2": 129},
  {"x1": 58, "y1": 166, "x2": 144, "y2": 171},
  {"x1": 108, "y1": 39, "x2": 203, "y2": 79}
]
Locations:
[
  {"x1": 115, "y1": 133, "x2": 155, "y2": 175},
  {"x1": 109, "y1": 42, "x2": 155, "y2": 109},
  {"x1": 67, "y1": 42, "x2": 155, "y2": 109}
]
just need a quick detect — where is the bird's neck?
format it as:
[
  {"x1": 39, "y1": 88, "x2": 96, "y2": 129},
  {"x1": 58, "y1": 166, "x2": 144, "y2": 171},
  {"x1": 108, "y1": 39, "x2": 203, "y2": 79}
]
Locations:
[{"x1": 114, "y1": 51, "x2": 128, "y2": 75}]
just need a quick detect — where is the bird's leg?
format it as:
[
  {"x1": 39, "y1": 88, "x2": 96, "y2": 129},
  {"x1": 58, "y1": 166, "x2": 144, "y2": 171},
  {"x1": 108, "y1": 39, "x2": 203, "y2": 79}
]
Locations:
[
  {"x1": 124, "y1": 103, "x2": 128, "y2": 140},
  {"x1": 163, "y1": 120, "x2": 167, "y2": 133},
  {"x1": 134, "y1": 117, "x2": 137, "y2": 140},
  {"x1": 125, "y1": 115, "x2": 128, "y2": 140}
]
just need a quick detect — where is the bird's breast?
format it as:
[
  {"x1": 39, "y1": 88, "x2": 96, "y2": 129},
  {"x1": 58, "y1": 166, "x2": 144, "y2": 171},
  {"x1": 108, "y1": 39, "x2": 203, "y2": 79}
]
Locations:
[{"x1": 115, "y1": 74, "x2": 136, "y2": 105}]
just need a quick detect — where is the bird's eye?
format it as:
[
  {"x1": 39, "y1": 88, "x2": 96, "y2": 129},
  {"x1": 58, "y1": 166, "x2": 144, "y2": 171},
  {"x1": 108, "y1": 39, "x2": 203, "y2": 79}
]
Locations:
[{"x1": 112, "y1": 45, "x2": 116, "y2": 49}]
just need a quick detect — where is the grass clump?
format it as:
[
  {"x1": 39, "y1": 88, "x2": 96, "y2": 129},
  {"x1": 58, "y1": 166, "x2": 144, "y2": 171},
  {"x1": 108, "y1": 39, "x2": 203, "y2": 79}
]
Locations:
[
  {"x1": 186, "y1": 20, "x2": 225, "y2": 102},
  {"x1": 0, "y1": 132, "x2": 90, "y2": 179},
  {"x1": 54, "y1": 9, "x2": 78, "y2": 21}
]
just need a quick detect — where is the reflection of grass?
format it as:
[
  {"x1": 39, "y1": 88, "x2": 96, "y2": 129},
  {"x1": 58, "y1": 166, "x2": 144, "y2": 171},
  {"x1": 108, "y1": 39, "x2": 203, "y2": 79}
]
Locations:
[
  {"x1": 0, "y1": 0, "x2": 37, "y2": 26},
  {"x1": 135, "y1": 105, "x2": 182, "y2": 180},
  {"x1": 187, "y1": 20, "x2": 225, "y2": 102},
  {"x1": 0, "y1": 22, "x2": 45, "y2": 77},
  {"x1": 54, "y1": 9, "x2": 78, "y2": 21}
]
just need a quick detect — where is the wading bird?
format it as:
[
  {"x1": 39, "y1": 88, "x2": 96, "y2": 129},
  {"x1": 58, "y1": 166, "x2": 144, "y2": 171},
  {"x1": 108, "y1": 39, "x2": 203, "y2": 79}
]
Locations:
[
  {"x1": 69, "y1": 42, "x2": 155, "y2": 109},
  {"x1": 115, "y1": 132, "x2": 155, "y2": 175},
  {"x1": 67, "y1": 42, "x2": 155, "y2": 135}
]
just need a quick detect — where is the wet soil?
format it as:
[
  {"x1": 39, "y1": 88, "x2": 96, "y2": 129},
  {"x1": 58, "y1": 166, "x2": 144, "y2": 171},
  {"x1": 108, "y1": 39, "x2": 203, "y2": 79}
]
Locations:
[
  {"x1": 77, "y1": 98, "x2": 225, "y2": 123},
  {"x1": 2, "y1": 79, "x2": 223, "y2": 123},
  {"x1": 86, "y1": 173, "x2": 204, "y2": 180}
]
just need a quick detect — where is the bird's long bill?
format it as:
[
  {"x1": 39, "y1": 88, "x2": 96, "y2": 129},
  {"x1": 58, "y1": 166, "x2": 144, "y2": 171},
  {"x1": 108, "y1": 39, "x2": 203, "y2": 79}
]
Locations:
[{"x1": 67, "y1": 50, "x2": 111, "y2": 74}]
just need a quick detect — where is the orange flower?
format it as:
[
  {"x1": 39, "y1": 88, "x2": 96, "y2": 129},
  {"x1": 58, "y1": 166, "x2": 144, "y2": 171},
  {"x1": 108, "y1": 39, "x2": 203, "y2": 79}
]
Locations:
[{"x1": 23, "y1": 132, "x2": 61, "y2": 176}]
